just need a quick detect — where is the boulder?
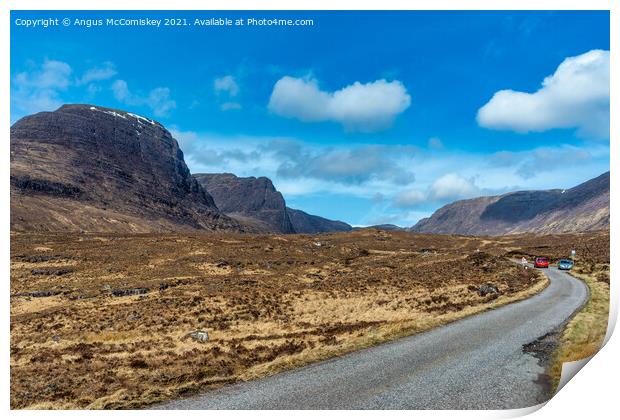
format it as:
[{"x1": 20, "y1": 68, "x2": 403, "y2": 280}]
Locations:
[
  {"x1": 478, "y1": 284, "x2": 500, "y2": 297},
  {"x1": 187, "y1": 330, "x2": 209, "y2": 343}
]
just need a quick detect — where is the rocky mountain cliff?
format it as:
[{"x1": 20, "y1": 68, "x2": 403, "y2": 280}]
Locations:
[
  {"x1": 194, "y1": 173, "x2": 352, "y2": 234},
  {"x1": 411, "y1": 172, "x2": 609, "y2": 236},
  {"x1": 11, "y1": 104, "x2": 241, "y2": 233},
  {"x1": 193, "y1": 173, "x2": 295, "y2": 233}
]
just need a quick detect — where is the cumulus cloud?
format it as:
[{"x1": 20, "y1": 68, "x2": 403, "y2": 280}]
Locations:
[
  {"x1": 430, "y1": 173, "x2": 480, "y2": 200},
  {"x1": 214, "y1": 75, "x2": 239, "y2": 97},
  {"x1": 11, "y1": 60, "x2": 73, "y2": 116},
  {"x1": 111, "y1": 79, "x2": 131, "y2": 101},
  {"x1": 77, "y1": 62, "x2": 117, "y2": 85},
  {"x1": 213, "y1": 75, "x2": 241, "y2": 111},
  {"x1": 477, "y1": 49, "x2": 609, "y2": 139},
  {"x1": 268, "y1": 76, "x2": 411, "y2": 132},
  {"x1": 14, "y1": 60, "x2": 73, "y2": 89},
  {"x1": 112, "y1": 79, "x2": 176, "y2": 117},
  {"x1": 391, "y1": 173, "x2": 481, "y2": 209}
]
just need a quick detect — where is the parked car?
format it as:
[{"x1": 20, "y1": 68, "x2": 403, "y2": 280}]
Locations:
[
  {"x1": 534, "y1": 257, "x2": 549, "y2": 268},
  {"x1": 558, "y1": 259, "x2": 574, "y2": 270}
]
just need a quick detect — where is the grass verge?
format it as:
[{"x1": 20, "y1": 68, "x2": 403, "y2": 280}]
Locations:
[{"x1": 549, "y1": 264, "x2": 610, "y2": 390}]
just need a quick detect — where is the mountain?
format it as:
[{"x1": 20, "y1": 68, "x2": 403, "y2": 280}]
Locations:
[
  {"x1": 354, "y1": 224, "x2": 404, "y2": 231},
  {"x1": 286, "y1": 207, "x2": 352, "y2": 234},
  {"x1": 194, "y1": 173, "x2": 352, "y2": 234},
  {"x1": 193, "y1": 173, "x2": 295, "y2": 233},
  {"x1": 411, "y1": 172, "x2": 610, "y2": 236},
  {"x1": 10, "y1": 104, "x2": 242, "y2": 233}
]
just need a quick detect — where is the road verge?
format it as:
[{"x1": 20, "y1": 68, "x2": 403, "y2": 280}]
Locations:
[{"x1": 549, "y1": 264, "x2": 610, "y2": 390}]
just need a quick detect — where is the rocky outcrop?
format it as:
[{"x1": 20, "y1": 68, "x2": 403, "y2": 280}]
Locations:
[
  {"x1": 411, "y1": 172, "x2": 609, "y2": 236},
  {"x1": 11, "y1": 104, "x2": 241, "y2": 233}
]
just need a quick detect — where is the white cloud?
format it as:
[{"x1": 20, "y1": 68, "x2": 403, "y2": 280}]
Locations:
[
  {"x1": 171, "y1": 129, "x2": 416, "y2": 190},
  {"x1": 272, "y1": 141, "x2": 416, "y2": 185},
  {"x1": 429, "y1": 173, "x2": 480, "y2": 200},
  {"x1": 214, "y1": 75, "x2": 239, "y2": 97},
  {"x1": 170, "y1": 128, "x2": 608, "y2": 202},
  {"x1": 393, "y1": 189, "x2": 426, "y2": 208},
  {"x1": 477, "y1": 49, "x2": 609, "y2": 139},
  {"x1": 221, "y1": 102, "x2": 242, "y2": 111},
  {"x1": 169, "y1": 129, "x2": 277, "y2": 175},
  {"x1": 112, "y1": 79, "x2": 176, "y2": 117},
  {"x1": 268, "y1": 76, "x2": 411, "y2": 132},
  {"x1": 213, "y1": 75, "x2": 241, "y2": 111},
  {"x1": 146, "y1": 87, "x2": 176, "y2": 116},
  {"x1": 14, "y1": 60, "x2": 73, "y2": 90},
  {"x1": 390, "y1": 173, "x2": 480, "y2": 209},
  {"x1": 111, "y1": 79, "x2": 130, "y2": 101},
  {"x1": 11, "y1": 60, "x2": 73, "y2": 117},
  {"x1": 77, "y1": 62, "x2": 117, "y2": 85}
]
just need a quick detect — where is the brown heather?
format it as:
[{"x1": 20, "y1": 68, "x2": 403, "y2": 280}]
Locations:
[{"x1": 10, "y1": 229, "x2": 608, "y2": 409}]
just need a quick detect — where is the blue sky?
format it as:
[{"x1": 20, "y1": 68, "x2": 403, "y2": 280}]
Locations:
[{"x1": 11, "y1": 10, "x2": 610, "y2": 226}]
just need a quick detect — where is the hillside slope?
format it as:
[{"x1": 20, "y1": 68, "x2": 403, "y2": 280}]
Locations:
[
  {"x1": 286, "y1": 207, "x2": 352, "y2": 234},
  {"x1": 412, "y1": 172, "x2": 609, "y2": 235}
]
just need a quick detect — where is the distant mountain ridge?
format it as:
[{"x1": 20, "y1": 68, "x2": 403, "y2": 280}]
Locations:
[
  {"x1": 411, "y1": 172, "x2": 609, "y2": 235},
  {"x1": 353, "y1": 224, "x2": 404, "y2": 231},
  {"x1": 194, "y1": 173, "x2": 352, "y2": 234}
]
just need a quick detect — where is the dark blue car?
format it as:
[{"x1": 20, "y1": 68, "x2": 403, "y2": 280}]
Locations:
[{"x1": 558, "y1": 259, "x2": 574, "y2": 270}]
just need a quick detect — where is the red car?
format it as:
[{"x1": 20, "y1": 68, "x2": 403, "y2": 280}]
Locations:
[{"x1": 534, "y1": 257, "x2": 549, "y2": 268}]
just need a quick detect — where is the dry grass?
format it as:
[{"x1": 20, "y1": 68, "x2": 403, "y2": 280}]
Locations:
[
  {"x1": 492, "y1": 231, "x2": 610, "y2": 391},
  {"x1": 238, "y1": 277, "x2": 550, "y2": 383},
  {"x1": 10, "y1": 229, "x2": 607, "y2": 409},
  {"x1": 548, "y1": 263, "x2": 610, "y2": 389}
]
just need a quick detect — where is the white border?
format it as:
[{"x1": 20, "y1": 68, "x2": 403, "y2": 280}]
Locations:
[{"x1": 2, "y1": 1, "x2": 616, "y2": 419}]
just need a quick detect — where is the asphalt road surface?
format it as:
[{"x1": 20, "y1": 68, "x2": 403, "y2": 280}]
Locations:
[{"x1": 155, "y1": 266, "x2": 588, "y2": 410}]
